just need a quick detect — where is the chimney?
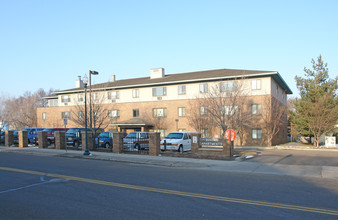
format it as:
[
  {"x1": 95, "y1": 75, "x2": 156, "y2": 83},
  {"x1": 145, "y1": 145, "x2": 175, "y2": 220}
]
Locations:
[
  {"x1": 150, "y1": 68, "x2": 165, "y2": 79},
  {"x1": 112, "y1": 74, "x2": 116, "y2": 82},
  {"x1": 75, "y1": 76, "x2": 84, "y2": 88}
]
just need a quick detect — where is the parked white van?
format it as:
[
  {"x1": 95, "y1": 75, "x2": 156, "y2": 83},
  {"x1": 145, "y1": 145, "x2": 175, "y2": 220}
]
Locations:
[{"x1": 160, "y1": 132, "x2": 196, "y2": 153}]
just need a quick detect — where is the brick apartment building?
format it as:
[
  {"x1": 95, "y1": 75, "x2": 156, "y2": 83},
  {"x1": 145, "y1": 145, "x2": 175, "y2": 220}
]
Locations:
[{"x1": 37, "y1": 68, "x2": 292, "y2": 146}]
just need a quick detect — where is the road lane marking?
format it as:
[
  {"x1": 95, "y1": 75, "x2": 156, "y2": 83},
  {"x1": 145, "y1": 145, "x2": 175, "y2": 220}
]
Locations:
[
  {"x1": 0, "y1": 173, "x2": 68, "y2": 194},
  {"x1": 0, "y1": 166, "x2": 337, "y2": 216}
]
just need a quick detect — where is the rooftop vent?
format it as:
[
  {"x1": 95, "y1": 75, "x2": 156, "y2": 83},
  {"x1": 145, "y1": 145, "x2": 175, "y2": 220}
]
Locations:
[
  {"x1": 150, "y1": 68, "x2": 165, "y2": 79},
  {"x1": 112, "y1": 74, "x2": 116, "y2": 82}
]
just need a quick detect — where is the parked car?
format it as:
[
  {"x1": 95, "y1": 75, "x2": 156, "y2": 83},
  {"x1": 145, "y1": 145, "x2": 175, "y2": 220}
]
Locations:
[
  {"x1": 95, "y1": 131, "x2": 114, "y2": 148},
  {"x1": 66, "y1": 128, "x2": 103, "y2": 146},
  {"x1": 22, "y1": 128, "x2": 45, "y2": 144},
  {"x1": 13, "y1": 131, "x2": 18, "y2": 144},
  {"x1": 160, "y1": 132, "x2": 196, "y2": 152},
  {"x1": 0, "y1": 131, "x2": 4, "y2": 144},
  {"x1": 123, "y1": 132, "x2": 149, "y2": 150},
  {"x1": 34, "y1": 128, "x2": 69, "y2": 145}
]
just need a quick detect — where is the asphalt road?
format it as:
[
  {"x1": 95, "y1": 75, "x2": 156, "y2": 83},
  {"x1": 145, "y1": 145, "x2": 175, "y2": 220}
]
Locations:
[{"x1": 0, "y1": 152, "x2": 338, "y2": 219}]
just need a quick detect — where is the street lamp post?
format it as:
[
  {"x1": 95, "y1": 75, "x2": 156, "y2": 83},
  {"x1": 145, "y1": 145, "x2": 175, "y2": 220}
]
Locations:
[
  {"x1": 175, "y1": 119, "x2": 179, "y2": 131},
  {"x1": 83, "y1": 74, "x2": 90, "y2": 156},
  {"x1": 89, "y1": 70, "x2": 99, "y2": 129}
]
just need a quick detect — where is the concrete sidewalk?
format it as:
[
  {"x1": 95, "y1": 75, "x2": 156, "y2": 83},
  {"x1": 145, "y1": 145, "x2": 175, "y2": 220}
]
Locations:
[{"x1": 1, "y1": 146, "x2": 338, "y2": 180}]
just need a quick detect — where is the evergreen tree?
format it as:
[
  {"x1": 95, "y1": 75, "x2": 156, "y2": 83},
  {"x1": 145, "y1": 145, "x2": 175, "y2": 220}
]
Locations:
[{"x1": 292, "y1": 55, "x2": 338, "y2": 147}]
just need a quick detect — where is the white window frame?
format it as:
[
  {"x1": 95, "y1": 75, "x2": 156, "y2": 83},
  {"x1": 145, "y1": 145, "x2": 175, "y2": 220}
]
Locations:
[
  {"x1": 200, "y1": 84, "x2": 208, "y2": 93},
  {"x1": 152, "y1": 87, "x2": 167, "y2": 96},
  {"x1": 78, "y1": 94, "x2": 83, "y2": 102},
  {"x1": 252, "y1": 129, "x2": 262, "y2": 140},
  {"x1": 178, "y1": 85, "x2": 186, "y2": 95},
  {"x1": 61, "y1": 112, "x2": 71, "y2": 119},
  {"x1": 61, "y1": 95, "x2": 70, "y2": 103},
  {"x1": 252, "y1": 104, "x2": 262, "y2": 115},
  {"x1": 42, "y1": 112, "x2": 46, "y2": 121},
  {"x1": 251, "y1": 79, "x2": 261, "y2": 90},
  {"x1": 154, "y1": 129, "x2": 167, "y2": 138},
  {"x1": 153, "y1": 108, "x2": 167, "y2": 118},
  {"x1": 132, "y1": 89, "x2": 139, "y2": 98},
  {"x1": 178, "y1": 107, "x2": 186, "y2": 117},
  {"x1": 220, "y1": 81, "x2": 238, "y2": 92},
  {"x1": 201, "y1": 129, "x2": 209, "y2": 138},
  {"x1": 109, "y1": 110, "x2": 120, "y2": 118},
  {"x1": 200, "y1": 106, "x2": 208, "y2": 116}
]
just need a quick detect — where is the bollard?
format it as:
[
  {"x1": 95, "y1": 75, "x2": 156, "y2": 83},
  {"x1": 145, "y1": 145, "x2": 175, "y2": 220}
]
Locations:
[
  {"x1": 18, "y1": 131, "x2": 28, "y2": 148},
  {"x1": 149, "y1": 132, "x2": 161, "y2": 156},
  {"x1": 55, "y1": 131, "x2": 66, "y2": 150},
  {"x1": 113, "y1": 132, "x2": 127, "y2": 154},
  {"x1": 5, "y1": 131, "x2": 14, "y2": 147},
  {"x1": 38, "y1": 131, "x2": 48, "y2": 148},
  {"x1": 191, "y1": 133, "x2": 201, "y2": 154}
]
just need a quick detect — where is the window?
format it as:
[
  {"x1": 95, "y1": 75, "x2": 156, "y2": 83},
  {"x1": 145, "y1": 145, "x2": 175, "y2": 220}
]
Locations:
[
  {"x1": 178, "y1": 85, "x2": 186, "y2": 95},
  {"x1": 109, "y1": 110, "x2": 120, "y2": 118},
  {"x1": 154, "y1": 129, "x2": 167, "y2": 138},
  {"x1": 200, "y1": 106, "x2": 208, "y2": 116},
  {"x1": 153, "y1": 108, "x2": 167, "y2": 117},
  {"x1": 252, "y1": 129, "x2": 262, "y2": 140},
  {"x1": 200, "y1": 84, "x2": 208, "y2": 93},
  {"x1": 252, "y1": 104, "x2": 262, "y2": 115},
  {"x1": 49, "y1": 100, "x2": 58, "y2": 107},
  {"x1": 252, "y1": 79, "x2": 261, "y2": 90},
  {"x1": 221, "y1": 105, "x2": 238, "y2": 115},
  {"x1": 178, "y1": 107, "x2": 186, "y2": 117},
  {"x1": 132, "y1": 89, "x2": 139, "y2": 98},
  {"x1": 152, "y1": 87, "x2": 167, "y2": 96},
  {"x1": 93, "y1": 92, "x2": 98, "y2": 100},
  {"x1": 78, "y1": 111, "x2": 84, "y2": 119},
  {"x1": 61, "y1": 95, "x2": 70, "y2": 103},
  {"x1": 77, "y1": 94, "x2": 83, "y2": 102},
  {"x1": 133, "y1": 109, "x2": 139, "y2": 118},
  {"x1": 42, "y1": 112, "x2": 46, "y2": 121},
  {"x1": 108, "y1": 91, "x2": 119, "y2": 99},
  {"x1": 220, "y1": 81, "x2": 238, "y2": 92},
  {"x1": 201, "y1": 129, "x2": 209, "y2": 138},
  {"x1": 61, "y1": 112, "x2": 71, "y2": 119}
]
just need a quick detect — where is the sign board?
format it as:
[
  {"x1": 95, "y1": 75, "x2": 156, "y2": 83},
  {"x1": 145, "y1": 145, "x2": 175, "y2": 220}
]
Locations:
[
  {"x1": 193, "y1": 136, "x2": 198, "y2": 144},
  {"x1": 224, "y1": 129, "x2": 236, "y2": 141},
  {"x1": 325, "y1": 136, "x2": 336, "y2": 147}
]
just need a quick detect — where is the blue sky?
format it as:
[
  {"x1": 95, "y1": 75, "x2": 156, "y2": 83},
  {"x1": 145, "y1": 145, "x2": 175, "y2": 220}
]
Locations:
[{"x1": 1, "y1": 0, "x2": 337, "y2": 98}]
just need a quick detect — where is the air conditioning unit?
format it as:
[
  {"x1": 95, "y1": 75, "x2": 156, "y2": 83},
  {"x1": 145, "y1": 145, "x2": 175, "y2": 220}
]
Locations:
[
  {"x1": 111, "y1": 99, "x2": 116, "y2": 103},
  {"x1": 64, "y1": 103, "x2": 68, "y2": 106},
  {"x1": 157, "y1": 97, "x2": 162, "y2": 100}
]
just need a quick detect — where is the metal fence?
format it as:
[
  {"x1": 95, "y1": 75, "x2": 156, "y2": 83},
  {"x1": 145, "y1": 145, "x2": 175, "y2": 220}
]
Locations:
[{"x1": 122, "y1": 137, "x2": 149, "y2": 154}]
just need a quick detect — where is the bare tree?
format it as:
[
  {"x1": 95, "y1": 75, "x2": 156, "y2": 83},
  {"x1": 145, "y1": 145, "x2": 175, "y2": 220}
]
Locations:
[
  {"x1": 230, "y1": 95, "x2": 254, "y2": 146},
  {"x1": 200, "y1": 78, "x2": 247, "y2": 137},
  {"x1": 186, "y1": 99, "x2": 214, "y2": 137},
  {"x1": 70, "y1": 93, "x2": 113, "y2": 132},
  {"x1": 261, "y1": 96, "x2": 287, "y2": 146}
]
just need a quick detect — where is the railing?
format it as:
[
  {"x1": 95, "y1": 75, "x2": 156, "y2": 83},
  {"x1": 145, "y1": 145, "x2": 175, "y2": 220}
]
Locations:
[{"x1": 123, "y1": 137, "x2": 149, "y2": 154}]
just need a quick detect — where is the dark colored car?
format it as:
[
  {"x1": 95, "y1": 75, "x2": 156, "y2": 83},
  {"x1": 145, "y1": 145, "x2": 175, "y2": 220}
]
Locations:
[
  {"x1": 95, "y1": 131, "x2": 114, "y2": 148},
  {"x1": 66, "y1": 128, "x2": 103, "y2": 147},
  {"x1": 13, "y1": 131, "x2": 18, "y2": 144},
  {"x1": 34, "y1": 128, "x2": 69, "y2": 145},
  {"x1": 0, "y1": 131, "x2": 4, "y2": 144}
]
